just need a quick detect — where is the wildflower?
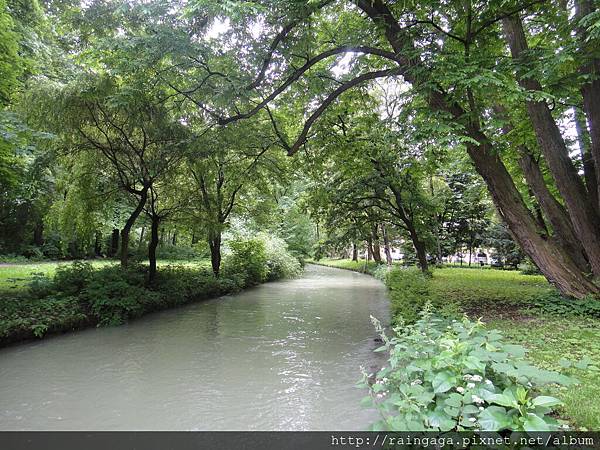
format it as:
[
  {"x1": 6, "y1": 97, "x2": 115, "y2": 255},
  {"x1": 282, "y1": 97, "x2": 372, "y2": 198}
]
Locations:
[
  {"x1": 485, "y1": 379, "x2": 493, "y2": 385},
  {"x1": 467, "y1": 382, "x2": 475, "y2": 389},
  {"x1": 456, "y1": 387, "x2": 465, "y2": 394},
  {"x1": 478, "y1": 406, "x2": 484, "y2": 411},
  {"x1": 411, "y1": 379, "x2": 422, "y2": 386},
  {"x1": 468, "y1": 417, "x2": 476, "y2": 422},
  {"x1": 472, "y1": 395, "x2": 484, "y2": 404},
  {"x1": 471, "y1": 375, "x2": 483, "y2": 382},
  {"x1": 463, "y1": 374, "x2": 473, "y2": 381}
]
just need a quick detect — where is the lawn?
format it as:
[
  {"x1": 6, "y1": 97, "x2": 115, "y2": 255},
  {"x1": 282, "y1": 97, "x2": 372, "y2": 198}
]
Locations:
[
  {"x1": 0, "y1": 259, "x2": 210, "y2": 292},
  {"x1": 313, "y1": 258, "x2": 600, "y2": 430}
]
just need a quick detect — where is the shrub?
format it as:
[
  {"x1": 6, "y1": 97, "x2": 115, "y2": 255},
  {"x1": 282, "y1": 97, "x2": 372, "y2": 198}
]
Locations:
[
  {"x1": 385, "y1": 267, "x2": 439, "y2": 325},
  {"x1": 529, "y1": 292, "x2": 600, "y2": 318},
  {"x1": 52, "y1": 261, "x2": 95, "y2": 296},
  {"x1": 263, "y1": 236, "x2": 302, "y2": 281},
  {"x1": 359, "y1": 307, "x2": 575, "y2": 432},
  {"x1": 222, "y1": 238, "x2": 269, "y2": 287},
  {"x1": 81, "y1": 265, "x2": 154, "y2": 326}
]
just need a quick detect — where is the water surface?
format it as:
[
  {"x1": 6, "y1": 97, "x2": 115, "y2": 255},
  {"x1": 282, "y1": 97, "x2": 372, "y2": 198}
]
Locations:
[{"x1": 0, "y1": 264, "x2": 389, "y2": 430}]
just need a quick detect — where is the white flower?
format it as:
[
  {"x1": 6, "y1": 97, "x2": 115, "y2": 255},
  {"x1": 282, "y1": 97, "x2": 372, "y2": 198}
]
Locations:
[
  {"x1": 478, "y1": 406, "x2": 484, "y2": 411},
  {"x1": 472, "y1": 395, "x2": 484, "y2": 404},
  {"x1": 468, "y1": 417, "x2": 477, "y2": 422},
  {"x1": 471, "y1": 375, "x2": 483, "y2": 382},
  {"x1": 467, "y1": 382, "x2": 475, "y2": 389},
  {"x1": 411, "y1": 379, "x2": 422, "y2": 386},
  {"x1": 382, "y1": 377, "x2": 389, "y2": 383},
  {"x1": 485, "y1": 379, "x2": 493, "y2": 385},
  {"x1": 456, "y1": 387, "x2": 465, "y2": 394},
  {"x1": 463, "y1": 374, "x2": 473, "y2": 381}
]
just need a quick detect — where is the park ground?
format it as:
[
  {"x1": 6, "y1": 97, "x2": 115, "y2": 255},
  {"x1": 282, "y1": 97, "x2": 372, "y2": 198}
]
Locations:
[{"x1": 311, "y1": 259, "x2": 600, "y2": 431}]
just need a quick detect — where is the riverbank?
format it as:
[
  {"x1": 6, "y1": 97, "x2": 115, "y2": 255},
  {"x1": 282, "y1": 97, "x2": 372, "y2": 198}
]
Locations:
[
  {"x1": 0, "y1": 250, "x2": 301, "y2": 347},
  {"x1": 312, "y1": 258, "x2": 600, "y2": 430},
  {"x1": 0, "y1": 265, "x2": 388, "y2": 430}
]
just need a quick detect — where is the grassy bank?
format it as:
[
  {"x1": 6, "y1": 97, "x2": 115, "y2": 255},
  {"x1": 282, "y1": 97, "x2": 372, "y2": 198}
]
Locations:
[
  {"x1": 1, "y1": 241, "x2": 302, "y2": 347},
  {"x1": 313, "y1": 258, "x2": 600, "y2": 430}
]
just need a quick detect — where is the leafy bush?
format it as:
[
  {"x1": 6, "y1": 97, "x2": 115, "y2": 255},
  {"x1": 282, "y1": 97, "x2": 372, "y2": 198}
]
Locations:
[
  {"x1": 385, "y1": 267, "x2": 440, "y2": 325},
  {"x1": 48, "y1": 261, "x2": 95, "y2": 296},
  {"x1": 80, "y1": 265, "x2": 151, "y2": 326},
  {"x1": 360, "y1": 307, "x2": 575, "y2": 432},
  {"x1": 529, "y1": 292, "x2": 600, "y2": 318},
  {"x1": 263, "y1": 236, "x2": 302, "y2": 281},
  {"x1": 223, "y1": 238, "x2": 269, "y2": 287},
  {"x1": 520, "y1": 258, "x2": 542, "y2": 276}
]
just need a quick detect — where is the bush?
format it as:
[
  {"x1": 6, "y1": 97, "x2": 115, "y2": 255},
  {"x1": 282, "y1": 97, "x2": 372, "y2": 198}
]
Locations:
[
  {"x1": 529, "y1": 292, "x2": 600, "y2": 318},
  {"x1": 52, "y1": 261, "x2": 95, "y2": 296},
  {"x1": 80, "y1": 264, "x2": 151, "y2": 326},
  {"x1": 385, "y1": 267, "x2": 438, "y2": 325},
  {"x1": 263, "y1": 236, "x2": 302, "y2": 281},
  {"x1": 360, "y1": 307, "x2": 575, "y2": 432},
  {"x1": 223, "y1": 238, "x2": 269, "y2": 287}
]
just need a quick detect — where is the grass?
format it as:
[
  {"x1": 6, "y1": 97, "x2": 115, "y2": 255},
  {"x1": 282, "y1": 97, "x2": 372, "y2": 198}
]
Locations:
[
  {"x1": 0, "y1": 259, "x2": 210, "y2": 292},
  {"x1": 307, "y1": 258, "x2": 382, "y2": 274},
  {"x1": 314, "y1": 258, "x2": 600, "y2": 430}
]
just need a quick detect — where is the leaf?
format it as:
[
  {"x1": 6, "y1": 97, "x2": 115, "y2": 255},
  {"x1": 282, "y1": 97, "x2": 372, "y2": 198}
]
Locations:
[
  {"x1": 523, "y1": 413, "x2": 551, "y2": 431},
  {"x1": 432, "y1": 371, "x2": 456, "y2": 394},
  {"x1": 487, "y1": 393, "x2": 517, "y2": 408},
  {"x1": 478, "y1": 406, "x2": 512, "y2": 431},
  {"x1": 426, "y1": 409, "x2": 456, "y2": 431},
  {"x1": 531, "y1": 396, "x2": 562, "y2": 408},
  {"x1": 502, "y1": 344, "x2": 526, "y2": 357}
]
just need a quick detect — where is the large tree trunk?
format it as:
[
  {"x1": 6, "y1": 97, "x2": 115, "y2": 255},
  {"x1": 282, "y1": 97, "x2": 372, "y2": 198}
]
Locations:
[
  {"x1": 352, "y1": 242, "x2": 358, "y2": 261},
  {"x1": 208, "y1": 231, "x2": 222, "y2": 277},
  {"x1": 148, "y1": 214, "x2": 160, "y2": 283},
  {"x1": 518, "y1": 151, "x2": 590, "y2": 271},
  {"x1": 502, "y1": 14, "x2": 600, "y2": 278},
  {"x1": 575, "y1": 0, "x2": 600, "y2": 214},
  {"x1": 466, "y1": 137, "x2": 599, "y2": 298}
]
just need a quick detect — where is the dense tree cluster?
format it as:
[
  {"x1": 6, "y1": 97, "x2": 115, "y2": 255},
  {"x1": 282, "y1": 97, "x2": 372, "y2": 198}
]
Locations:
[{"x1": 1, "y1": 0, "x2": 599, "y2": 296}]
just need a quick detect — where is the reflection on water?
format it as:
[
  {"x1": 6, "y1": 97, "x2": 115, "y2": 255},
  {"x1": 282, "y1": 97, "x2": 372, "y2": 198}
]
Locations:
[{"x1": 0, "y1": 265, "x2": 389, "y2": 430}]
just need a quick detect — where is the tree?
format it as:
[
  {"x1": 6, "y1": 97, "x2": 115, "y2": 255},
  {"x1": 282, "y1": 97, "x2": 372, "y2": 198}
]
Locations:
[{"x1": 179, "y1": 0, "x2": 600, "y2": 297}]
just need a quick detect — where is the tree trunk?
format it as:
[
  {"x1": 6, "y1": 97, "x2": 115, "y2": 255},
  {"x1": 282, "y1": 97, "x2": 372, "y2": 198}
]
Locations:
[
  {"x1": 371, "y1": 225, "x2": 382, "y2": 263},
  {"x1": 518, "y1": 151, "x2": 590, "y2": 272},
  {"x1": 120, "y1": 188, "x2": 149, "y2": 268},
  {"x1": 466, "y1": 137, "x2": 599, "y2": 298},
  {"x1": 575, "y1": 0, "x2": 600, "y2": 214},
  {"x1": 33, "y1": 222, "x2": 44, "y2": 246},
  {"x1": 208, "y1": 232, "x2": 222, "y2": 277},
  {"x1": 352, "y1": 242, "x2": 358, "y2": 261},
  {"x1": 110, "y1": 228, "x2": 119, "y2": 257},
  {"x1": 138, "y1": 226, "x2": 145, "y2": 249},
  {"x1": 172, "y1": 231, "x2": 177, "y2": 246},
  {"x1": 148, "y1": 214, "x2": 160, "y2": 284},
  {"x1": 574, "y1": 107, "x2": 599, "y2": 212},
  {"x1": 382, "y1": 225, "x2": 393, "y2": 265},
  {"x1": 502, "y1": 14, "x2": 600, "y2": 278},
  {"x1": 94, "y1": 231, "x2": 102, "y2": 256}
]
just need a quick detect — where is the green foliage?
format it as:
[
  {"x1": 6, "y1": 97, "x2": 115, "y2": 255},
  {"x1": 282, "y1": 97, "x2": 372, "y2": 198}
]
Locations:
[
  {"x1": 263, "y1": 235, "x2": 302, "y2": 281},
  {"x1": 309, "y1": 258, "x2": 380, "y2": 274},
  {"x1": 528, "y1": 292, "x2": 600, "y2": 319},
  {"x1": 360, "y1": 308, "x2": 574, "y2": 432},
  {"x1": 384, "y1": 267, "x2": 461, "y2": 325},
  {"x1": 223, "y1": 238, "x2": 269, "y2": 287}
]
